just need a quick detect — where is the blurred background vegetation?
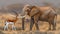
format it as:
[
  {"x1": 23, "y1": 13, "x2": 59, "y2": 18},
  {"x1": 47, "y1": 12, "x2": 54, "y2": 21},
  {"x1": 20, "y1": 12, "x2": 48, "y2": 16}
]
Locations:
[{"x1": 0, "y1": 0, "x2": 60, "y2": 34}]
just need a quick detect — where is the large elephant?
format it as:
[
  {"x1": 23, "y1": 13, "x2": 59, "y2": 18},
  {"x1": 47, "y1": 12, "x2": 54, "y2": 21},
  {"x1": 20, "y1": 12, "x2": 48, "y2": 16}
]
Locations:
[{"x1": 22, "y1": 4, "x2": 57, "y2": 31}]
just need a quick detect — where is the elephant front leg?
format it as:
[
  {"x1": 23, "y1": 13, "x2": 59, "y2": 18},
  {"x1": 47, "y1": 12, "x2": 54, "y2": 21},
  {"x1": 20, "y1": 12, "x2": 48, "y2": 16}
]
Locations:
[
  {"x1": 30, "y1": 16, "x2": 34, "y2": 31},
  {"x1": 34, "y1": 19, "x2": 39, "y2": 30},
  {"x1": 35, "y1": 22, "x2": 39, "y2": 30},
  {"x1": 34, "y1": 16, "x2": 39, "y2": 30},
  {"x1": 22, "y1": 17, "x2": 25, "y2": 30}
]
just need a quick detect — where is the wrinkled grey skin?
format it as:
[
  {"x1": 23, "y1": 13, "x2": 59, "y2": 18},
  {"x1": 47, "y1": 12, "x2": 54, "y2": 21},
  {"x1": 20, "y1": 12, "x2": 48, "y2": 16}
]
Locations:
[{"x1": 21, "y1": 4, "x2": 57, "y2": 31}]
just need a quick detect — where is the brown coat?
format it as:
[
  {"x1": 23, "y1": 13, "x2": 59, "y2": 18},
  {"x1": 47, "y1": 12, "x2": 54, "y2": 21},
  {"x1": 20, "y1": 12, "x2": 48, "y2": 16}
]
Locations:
[{"x1": 23, "y1": 5, "x2": 57, "y2": 30}]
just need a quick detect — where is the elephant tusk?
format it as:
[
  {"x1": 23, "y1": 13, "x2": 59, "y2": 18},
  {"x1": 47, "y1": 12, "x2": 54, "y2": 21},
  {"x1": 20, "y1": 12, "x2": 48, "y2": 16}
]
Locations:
[{"x1": 20, "y1": 15, "x2": 26, "y2": 18}]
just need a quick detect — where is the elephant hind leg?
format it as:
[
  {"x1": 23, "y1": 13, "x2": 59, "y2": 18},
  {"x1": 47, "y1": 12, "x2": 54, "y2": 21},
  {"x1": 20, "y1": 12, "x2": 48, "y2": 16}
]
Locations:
[
  {"x1": 48, "y1": 19, "x2": 56, "y2": 31},
  {"x1": 51, "y1": 20, "x2": 56, "y2": 30},
  {"x1": 48, "y1": 22, "x2": 51, "y2": 30}
]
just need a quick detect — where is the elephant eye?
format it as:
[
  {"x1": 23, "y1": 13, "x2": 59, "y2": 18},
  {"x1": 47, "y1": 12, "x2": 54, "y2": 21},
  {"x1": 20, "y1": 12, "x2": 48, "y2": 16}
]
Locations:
[{"x1": 26, "y1": 8, "x2": 30, "y2": 11}]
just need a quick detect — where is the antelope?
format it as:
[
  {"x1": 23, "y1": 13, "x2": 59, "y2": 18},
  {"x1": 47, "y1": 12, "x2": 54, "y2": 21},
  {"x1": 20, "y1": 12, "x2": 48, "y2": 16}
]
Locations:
[{"x1": 4, "y1": 10, "x2": 20, "y2": 30}]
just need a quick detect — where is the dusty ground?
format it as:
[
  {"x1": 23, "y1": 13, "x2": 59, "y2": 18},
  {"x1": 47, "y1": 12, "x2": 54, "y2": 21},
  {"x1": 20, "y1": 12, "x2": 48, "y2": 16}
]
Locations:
[{"x1": 0, "y1": 14, "x2": 60, "y2": 34}]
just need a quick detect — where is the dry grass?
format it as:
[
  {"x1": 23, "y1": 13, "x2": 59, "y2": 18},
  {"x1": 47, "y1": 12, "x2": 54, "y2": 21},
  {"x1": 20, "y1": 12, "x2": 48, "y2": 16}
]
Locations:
[
  {"x1": 0, "y1": 4, "x2": 60, "y2": 34},
  {"x1": 0, "y1": 13, "x2": 59, "y2": 34}
]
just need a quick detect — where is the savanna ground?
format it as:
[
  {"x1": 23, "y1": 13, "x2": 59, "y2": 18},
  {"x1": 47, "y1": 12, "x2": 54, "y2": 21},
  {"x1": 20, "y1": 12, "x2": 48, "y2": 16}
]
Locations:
[
  {"x1": 0, "y1": 13, "x2": 59, "y2": 34},
  {"x1": 0, "y1": 4, "x2": 60, "y2": 34}
]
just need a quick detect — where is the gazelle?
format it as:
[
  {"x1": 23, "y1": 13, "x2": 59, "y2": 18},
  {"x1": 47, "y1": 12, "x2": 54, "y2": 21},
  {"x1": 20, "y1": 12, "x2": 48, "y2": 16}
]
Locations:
[{"x1": 4, "y1": 10, "x2": 20, "y2": 30}]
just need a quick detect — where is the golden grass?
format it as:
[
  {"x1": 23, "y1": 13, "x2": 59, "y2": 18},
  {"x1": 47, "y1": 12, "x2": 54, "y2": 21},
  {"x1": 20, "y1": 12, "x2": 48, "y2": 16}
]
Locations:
[{"x1": 0, "y1": 14, "x2": 60, "y2": 34}]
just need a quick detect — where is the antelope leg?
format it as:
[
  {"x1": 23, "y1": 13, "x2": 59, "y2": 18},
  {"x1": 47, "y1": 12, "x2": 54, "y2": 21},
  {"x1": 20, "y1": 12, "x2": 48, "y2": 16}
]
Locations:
[{"x1": 4, "y1": 21, "x2": 9, "y2": 30}]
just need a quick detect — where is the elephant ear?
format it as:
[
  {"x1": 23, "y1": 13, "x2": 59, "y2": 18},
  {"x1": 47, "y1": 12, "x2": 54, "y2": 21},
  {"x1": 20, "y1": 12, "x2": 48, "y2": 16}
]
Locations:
[{"x1": 30, "y1": 6, "x2": 40, "y2": 16}]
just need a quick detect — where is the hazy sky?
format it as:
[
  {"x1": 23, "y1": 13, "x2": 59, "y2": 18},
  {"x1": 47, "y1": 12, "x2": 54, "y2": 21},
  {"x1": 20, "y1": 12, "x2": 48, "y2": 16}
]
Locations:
[{"x1": 0, "y1": 0, "x2": 60, "y2": 8}]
